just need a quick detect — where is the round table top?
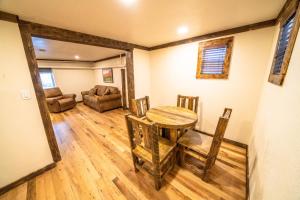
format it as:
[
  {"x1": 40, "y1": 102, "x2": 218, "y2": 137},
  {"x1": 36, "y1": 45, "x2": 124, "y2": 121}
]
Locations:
[{"x1": 146, "y1": 106, "x2": 198, "y2": 129}]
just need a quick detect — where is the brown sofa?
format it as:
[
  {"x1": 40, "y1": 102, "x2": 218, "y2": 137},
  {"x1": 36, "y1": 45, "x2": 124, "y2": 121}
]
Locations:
[
  {"x1": 81, "y1": 85, "x2": 122, "y2": 112},
  {"x1": 44, "y1": 87, "x2": 76, "y2": 113}
]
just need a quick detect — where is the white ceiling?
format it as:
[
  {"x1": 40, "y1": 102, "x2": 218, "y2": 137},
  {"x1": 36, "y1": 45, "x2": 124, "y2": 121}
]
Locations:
[
  {"x1": 32, "y1": 37, "x2": 125, "y2": 61},
  {"x1": 1, "y1": 0, "x2": 285, "y2": 47}
]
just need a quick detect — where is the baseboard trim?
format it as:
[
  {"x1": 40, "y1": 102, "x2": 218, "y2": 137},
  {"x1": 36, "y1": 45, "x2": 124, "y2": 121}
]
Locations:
[
  {"x1": 0, "y1": 162, "x2": 56, "y2": 196},
  {"x1": 193, "y1": 129, "x2": 248, "y2": 149}
]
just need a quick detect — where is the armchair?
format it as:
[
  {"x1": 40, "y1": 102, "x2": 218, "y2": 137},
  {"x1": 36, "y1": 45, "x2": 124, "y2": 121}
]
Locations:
[{"x1": 44, "y1": 87, "x2": 76, "y2": 113}]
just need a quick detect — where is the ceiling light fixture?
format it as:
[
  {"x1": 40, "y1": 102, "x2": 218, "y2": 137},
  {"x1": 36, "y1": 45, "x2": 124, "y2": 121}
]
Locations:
[
  {"x1": 177, "y1": 26, "x2": 189, "y2": 35},
  {"x1": 74, "y1": 55, "x2": 80, "y2": 60},
  {"x1": 120, "y1": 0, "x2": 136, "y2": 6}
]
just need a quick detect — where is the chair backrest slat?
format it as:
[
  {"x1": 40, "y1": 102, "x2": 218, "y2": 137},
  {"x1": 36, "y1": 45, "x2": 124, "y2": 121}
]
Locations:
[
  {"x1": 177, "y1": 95, "x2": 199, "y2": 113},
  {"x1": 205, "y1": 108, "x2": 232, "y2": 170},
  {"x1": 131, "y1": 96, "x2": 150, "y2": 117},
  {"x1": 125, "y1": 114, "x2": 160, "y2": 160}
]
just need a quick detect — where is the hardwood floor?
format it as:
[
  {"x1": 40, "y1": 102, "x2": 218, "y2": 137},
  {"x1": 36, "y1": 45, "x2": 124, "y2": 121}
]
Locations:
[{"x1": 0, "y1": 103, "x2": 246, "y2": 200}]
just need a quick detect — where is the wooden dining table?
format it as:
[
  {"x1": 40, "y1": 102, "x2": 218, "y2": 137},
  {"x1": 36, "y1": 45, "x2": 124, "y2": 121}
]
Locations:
[{"x1": 146, "y1": 106, "x2": 198, "y2": 142}]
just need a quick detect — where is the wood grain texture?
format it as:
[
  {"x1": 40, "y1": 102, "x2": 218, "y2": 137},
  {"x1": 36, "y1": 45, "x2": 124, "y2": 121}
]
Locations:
[
  {"x1": 131, "y1": 96, "x2": 150, "y2": 117},
  {"x1": 19, "y1": 20, "x2": 148, "y2": 51},
  {"x1": 18, "y1": 19, "x2": 135, "y2": 160},
  {"x1": 36, "y1": 58, "x2": 95, "y2": 63},
  {"x1": 125, "y1": 114, "x2": 177, "y2": 190},
  {"x1": 149, "y1": 19, "x2": 276, "y2": 50},
  {"x1": 178, "y1": 108, "x2": 233, "y2": 182},
  {"x1": 268, "y1": 0, "x2": 300, "y2": 86},
  {"x1": 94, "y1": 53, "x2": 126, "y2": 63},
  {"x1": 196, "y1": 37, "x2": 233, "y2": 79},
  {"x1": 0, "y1": 103, "x2": 246, "y2": 200},
  {"x1": 146, "y1": 106, "x2": 198, "y2": 129},
  {"x1": 0, "y1": 11, "x2": 19, "y2": 23},
  {"x1": 18, "y1": 22, "x2": 61, "y2": 162},
  {"x1": 0, "y1": 163, "x2": 56, "y2": 196},
  {"x1": 126, "y1": 50, "x2": 135, "y2": 111},
  {"x1": 177, "y1": 95, "x2": 199, "y2": 113},
  {"x1": 277, "y1": 0, "x2": 299, "y2": 24},
  {"x1": 121, "y1": 69, "x2": 127, "y2": 109}
]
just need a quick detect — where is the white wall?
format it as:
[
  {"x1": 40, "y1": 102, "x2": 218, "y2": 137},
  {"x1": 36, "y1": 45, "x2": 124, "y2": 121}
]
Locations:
[
  {"x1": 133, "y1": 49, "x2": 151, "y2": 99},
  {"x1": 93, "y1": 57, "x2": 125, "y2": 92},
  {"x1": 0, "y1": 20, "x2": 53, "y2": 187},
  {"x1": 38, "y1": 61, "x2": 95, "y2": 101},
  {"x1": 148, "y1": 27, "x2": 276, "y2": 144},
  {"x1": 249, "y1": 26, "x2": 300, "y2": 200}
]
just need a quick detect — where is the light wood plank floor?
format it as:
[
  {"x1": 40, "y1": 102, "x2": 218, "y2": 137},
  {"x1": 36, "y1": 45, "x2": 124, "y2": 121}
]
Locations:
[{"x1": 0, "y1": 103, "x2": 246, "y2": 200}]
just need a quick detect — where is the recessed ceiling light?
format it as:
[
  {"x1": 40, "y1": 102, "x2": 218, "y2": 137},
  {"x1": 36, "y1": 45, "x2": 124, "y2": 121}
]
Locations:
[
  {"x1": 120, "y1": 0, "x2": 136, "y2": 6},
  {"x1": 177, "y1": 26, "x2": 189, "y2": 35},
  {"x1": 74, "y1": 55, "x2": 80, "y2": 60}
]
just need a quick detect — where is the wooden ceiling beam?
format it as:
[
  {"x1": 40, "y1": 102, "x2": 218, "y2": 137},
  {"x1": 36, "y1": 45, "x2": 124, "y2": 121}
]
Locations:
[
  {"x1": 149, "y1": 19, "x2": 277, "y2": 51},
  {"x1": 0, "y1": 10, "x2": 19, "y2": 23},
  {"x1": 19, "y1": 20, "x2": 149, "y2": 51}
]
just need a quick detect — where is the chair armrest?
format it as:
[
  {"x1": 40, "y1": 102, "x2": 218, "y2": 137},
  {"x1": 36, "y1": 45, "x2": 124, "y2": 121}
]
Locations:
[
  {"x1": 63, "y1": 94, "x2": 76, "y2": 99},
  {"x1": 46, "y1": 98, "x2": 59, "y2": 105},
  {"x1": 97, "y1": 94, "x2": 121, "y2": 103}
]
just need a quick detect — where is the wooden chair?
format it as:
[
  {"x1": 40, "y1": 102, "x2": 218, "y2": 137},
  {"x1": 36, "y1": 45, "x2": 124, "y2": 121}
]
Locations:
[
  {"x1": 177, "y1": 108, "x2": 232, "y2": 181},
  {"x1": 131, "y1": 96, "x2": 150, "y2": 117},
  {"x1": 125, "y1": 114, "x2": 176, "y2": 190},
  {"x1": 177, "y1": 95, "x2": 199, "y2": 113}
]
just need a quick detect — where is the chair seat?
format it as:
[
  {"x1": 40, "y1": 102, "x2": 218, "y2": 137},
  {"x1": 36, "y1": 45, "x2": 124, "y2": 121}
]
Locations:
[
  {"x1": 132, "y1": 137, "x2": 176, "y2": 164},
  {"x1": 178, "y1": 130, "x2": 213, "y2": 156}
]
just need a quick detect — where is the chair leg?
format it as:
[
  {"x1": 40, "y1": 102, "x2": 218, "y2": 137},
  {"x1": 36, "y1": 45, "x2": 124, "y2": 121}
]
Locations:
[
  {"x1": 154, "y1": 177, "x2": 161, "y2": 191},
  {"x1": 131, "y1": 154, "x2": 139, "y2": 172},
  {"x1": 202, "y1": 169, "x2": 209, "y2": 182},
  {"x1": 178, "y1": 146, "x2": 186, "y2": 167}
]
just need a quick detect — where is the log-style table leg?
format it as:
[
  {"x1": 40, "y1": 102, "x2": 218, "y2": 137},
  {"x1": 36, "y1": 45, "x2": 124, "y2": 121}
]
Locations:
[{"x1": 169, "y1": 129, "x2": 178, "y2": 143}]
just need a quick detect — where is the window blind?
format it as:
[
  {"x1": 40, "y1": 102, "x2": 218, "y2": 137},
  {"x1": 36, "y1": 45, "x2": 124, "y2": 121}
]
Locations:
[
  {"x1": 273, "y1": 14, "x2": 295, "y2": 74},
  {"x1": 39, "y1": 68, "x2": 56, "y2": 89},
  {"x1": 201, "y1": 46, "x2": 227, "y2": 74}
]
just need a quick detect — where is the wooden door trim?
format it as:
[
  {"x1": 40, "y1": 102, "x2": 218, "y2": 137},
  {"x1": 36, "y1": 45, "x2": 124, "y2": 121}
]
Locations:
[
  {"x1": 18, "y1": 22, "x2": 61, "y2": 162},
  {"x1": 18, "y1": 20, "x2": 136, "y2": 162}
]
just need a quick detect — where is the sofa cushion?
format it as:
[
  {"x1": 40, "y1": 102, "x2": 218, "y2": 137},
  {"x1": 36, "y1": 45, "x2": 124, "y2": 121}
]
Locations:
[
  {"x1": 58, "y1": 98, "x2": 75, "y2": 106},
  {"x1": 108, "y1": 87, "x2": 119, "y2": 94},
  {"x1": 46, "y1": 96, "x2": 63, "y2": 104},
  {"x1": 57, "y1": 98, "x2": 76, "y2": 111},
  {"x1": 96, "y1": 85, "x2": 107, "y2": 96},
  {"x1": 44, "y1": 87, "x2": 63, "y2": 98},
  {"x1": 103, "y1": 87, "x2": 111, "y2": 95},
  {"x1": 98, "y1": 94, "x2": 121, "y2": 103},
  {"x1": 88, "y1": 88, "x2": 97, "y2": 95}
]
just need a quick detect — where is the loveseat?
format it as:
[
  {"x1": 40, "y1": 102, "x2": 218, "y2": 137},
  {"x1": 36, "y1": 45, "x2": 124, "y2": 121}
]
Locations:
[
  {"x1": 44, "y1": 87, "x2": 76, "y2": 113},
  {"x1": 81, "y1": 85, "x2": 122, "y2": 112}
]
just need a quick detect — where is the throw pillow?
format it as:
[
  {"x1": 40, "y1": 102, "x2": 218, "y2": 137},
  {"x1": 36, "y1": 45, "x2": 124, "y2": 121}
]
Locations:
[
  {"x1": 88, "y1": 88, "x2": 97, "y2": 95},
  {"x1": 103, "y1": 88, "x2": 111, "y2": 95},
  {"x1": 110, "y1": 87, "x2": 119, "y2": 94}
]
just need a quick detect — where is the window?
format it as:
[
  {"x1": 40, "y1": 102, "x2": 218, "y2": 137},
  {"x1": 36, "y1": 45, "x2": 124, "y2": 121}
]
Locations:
[
  {"x1": 39, "y1": 68, "x2": 56, "y2": 89},
  {"x1": 269, "y1": 5, "x2": 300, "y2": 86},
  {"x1": 196, "y1": 37, "x2": 233, "y2": 79}
]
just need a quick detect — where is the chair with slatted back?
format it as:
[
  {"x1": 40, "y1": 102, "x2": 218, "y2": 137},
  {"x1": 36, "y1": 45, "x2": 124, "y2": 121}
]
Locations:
[
  {"x1": 177, "y1": 108, "x2": 232, "y2": 181},
  {"x1": 125, "y1": 114, "x2": 177, "y2": 190},
  {"x1": 177, "y1": 95, "x2": 199, "y2": 113},
  {"x1": 131, "y1": 96, "x2": 150, "y2": 117}
]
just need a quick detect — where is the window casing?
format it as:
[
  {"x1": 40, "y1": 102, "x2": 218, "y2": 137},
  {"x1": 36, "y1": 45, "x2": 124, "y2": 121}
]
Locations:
[
  {"x1": 39, "y1": 68, "x2": 56, "y2": 89},
  {"x1": 269, "y1": 2, "x2": 300, "y2": 86},
  {"x1": 196, "y1": 37, "x2": 233, "y2": 79}
]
